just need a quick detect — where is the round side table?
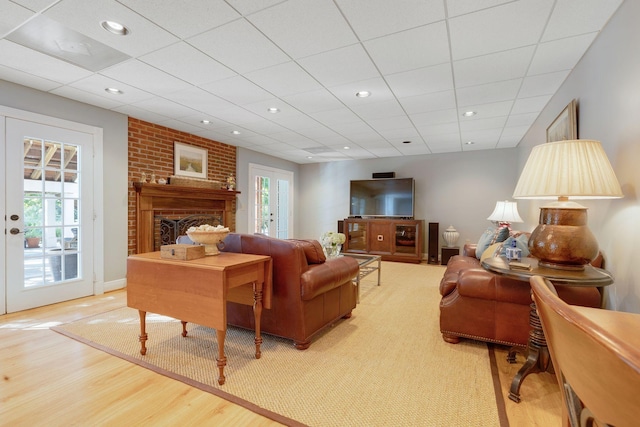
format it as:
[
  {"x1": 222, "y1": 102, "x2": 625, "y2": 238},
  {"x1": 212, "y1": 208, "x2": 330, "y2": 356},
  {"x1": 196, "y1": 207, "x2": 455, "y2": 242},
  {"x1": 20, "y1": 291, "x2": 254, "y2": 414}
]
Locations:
[{"x1": 481, "y1": 256, "x2": 613, "y2": 403}]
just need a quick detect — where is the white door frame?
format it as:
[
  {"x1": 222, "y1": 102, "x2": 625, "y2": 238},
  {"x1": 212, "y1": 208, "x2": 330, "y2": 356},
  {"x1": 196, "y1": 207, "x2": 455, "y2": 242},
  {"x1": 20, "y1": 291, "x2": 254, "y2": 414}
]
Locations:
[
  {"x1": 1, "y1": 106, "x2": 104, "y2": 315},
  {"x1": 248, "y1": 163, "x2": 294, "y2": 238}
]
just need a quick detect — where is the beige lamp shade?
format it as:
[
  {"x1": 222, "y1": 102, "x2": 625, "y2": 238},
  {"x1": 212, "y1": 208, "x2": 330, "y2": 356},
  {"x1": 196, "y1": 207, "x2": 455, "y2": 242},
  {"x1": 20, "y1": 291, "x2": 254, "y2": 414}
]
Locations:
[
  {"x1": 513, "y1": 140, "x2": 623, "y2": 200},
  {"x1": 512, "y1": 139, "x2": 623, "y2": 270},
  {"x1": 487, "y1": 200, "x2": 523, "y2": 223}
]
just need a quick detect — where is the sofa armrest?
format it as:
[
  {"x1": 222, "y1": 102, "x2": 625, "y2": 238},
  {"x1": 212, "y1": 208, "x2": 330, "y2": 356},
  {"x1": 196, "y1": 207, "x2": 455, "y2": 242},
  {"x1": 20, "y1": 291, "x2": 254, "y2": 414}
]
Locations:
[
  {"x1": 463, "y1": 243, "x2": 477, "y2": 258},
  {"x1": 457, "y1": 268, "x2": 532, "y2": 305},
  {"x1": 300, "y1": 257, "x2": 359, "y2": 301}
]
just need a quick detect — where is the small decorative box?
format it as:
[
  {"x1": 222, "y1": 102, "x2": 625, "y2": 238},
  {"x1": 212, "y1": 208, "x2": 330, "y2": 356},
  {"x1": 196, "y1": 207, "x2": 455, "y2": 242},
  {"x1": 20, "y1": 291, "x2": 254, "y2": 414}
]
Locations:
[{"x1": 160, "y1": 244, "x2": 205, "y2": 260}]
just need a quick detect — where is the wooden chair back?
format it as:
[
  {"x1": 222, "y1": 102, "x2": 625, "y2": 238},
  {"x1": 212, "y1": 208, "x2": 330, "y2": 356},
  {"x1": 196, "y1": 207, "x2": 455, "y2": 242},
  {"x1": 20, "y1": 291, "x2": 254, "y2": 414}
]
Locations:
[{"x1": 530, "y1": 275, "x2": 640, "y2": 427}]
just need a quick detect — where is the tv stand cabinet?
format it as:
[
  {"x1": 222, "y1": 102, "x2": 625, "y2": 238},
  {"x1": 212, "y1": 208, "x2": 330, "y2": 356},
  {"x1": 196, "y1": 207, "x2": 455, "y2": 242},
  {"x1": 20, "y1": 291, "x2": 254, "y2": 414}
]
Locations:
[{"x1": 342, "y1": 218, "x2": 424, "y2": 263}]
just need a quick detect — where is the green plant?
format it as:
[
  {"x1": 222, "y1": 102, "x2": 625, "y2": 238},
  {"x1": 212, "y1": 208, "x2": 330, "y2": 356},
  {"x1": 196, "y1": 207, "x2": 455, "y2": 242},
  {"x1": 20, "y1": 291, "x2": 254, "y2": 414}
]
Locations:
[{"x1": 25, "y1": 225, "x2": 42, "y2": 239}]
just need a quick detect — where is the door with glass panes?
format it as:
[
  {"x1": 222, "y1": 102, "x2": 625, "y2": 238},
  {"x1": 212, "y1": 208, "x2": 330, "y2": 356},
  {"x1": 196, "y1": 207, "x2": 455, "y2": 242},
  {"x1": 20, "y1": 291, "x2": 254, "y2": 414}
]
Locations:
[
  {"x1": 4, "y1": 118, "x2": 94, "y2": 313},
  {"x1": 249, "y1": 164, "x2": 293, "y2": 239}
]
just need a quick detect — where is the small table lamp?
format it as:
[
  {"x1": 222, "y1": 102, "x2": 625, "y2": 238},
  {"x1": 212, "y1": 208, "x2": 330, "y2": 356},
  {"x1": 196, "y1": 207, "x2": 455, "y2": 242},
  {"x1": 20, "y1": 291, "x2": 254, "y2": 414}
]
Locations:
[
  {"x1": 487, "y1": 200, "x2": 524, "y2": 231},
  {"x1": 513, "y1": 140, "x2": 623, "y2": 270}
]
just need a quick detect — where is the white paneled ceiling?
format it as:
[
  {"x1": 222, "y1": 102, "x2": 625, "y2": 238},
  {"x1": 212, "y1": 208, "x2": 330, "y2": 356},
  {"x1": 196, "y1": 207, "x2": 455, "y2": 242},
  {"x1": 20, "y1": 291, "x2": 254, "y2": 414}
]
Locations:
[{"x1": 0, "y1": 0, "x2": 624, "y2": 163}]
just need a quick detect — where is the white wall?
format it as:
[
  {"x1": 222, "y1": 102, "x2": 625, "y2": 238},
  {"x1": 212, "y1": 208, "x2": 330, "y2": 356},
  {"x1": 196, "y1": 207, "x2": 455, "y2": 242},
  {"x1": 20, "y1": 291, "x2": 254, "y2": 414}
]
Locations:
[
  {"x1": 517, "y1": 0, "x2": 640, "y2": 312},
  {"x1": 0, "y1": 80, "x2": 129, "y2": 285},
  {"x1": 297, "y1": 148, "x2": 520, "y2": 257}
]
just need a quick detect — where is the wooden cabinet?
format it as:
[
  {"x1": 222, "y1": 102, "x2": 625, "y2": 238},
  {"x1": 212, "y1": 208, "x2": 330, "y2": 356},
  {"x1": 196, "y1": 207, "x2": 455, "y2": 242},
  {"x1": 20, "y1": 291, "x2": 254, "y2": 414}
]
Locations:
[{"x1": 342, "y1": 218, "x2": 424, "y2": 263}]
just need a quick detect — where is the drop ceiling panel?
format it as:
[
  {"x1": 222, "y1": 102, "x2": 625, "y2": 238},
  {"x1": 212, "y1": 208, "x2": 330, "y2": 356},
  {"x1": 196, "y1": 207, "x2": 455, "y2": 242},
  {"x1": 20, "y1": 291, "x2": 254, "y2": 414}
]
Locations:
[
  {"x1": 385, "y1": 63, "x2": 453, "y2": 98},
  {"x1": 528, "y1": 33, "x2": 598, "y2": 75},
  {"x1": 297, "y1": 44, "x2": 379, "y2": 87},
  {"x1": 0, "y1": 64, "x2": 60, "y2": 91},
  {"x1": 364, "y1": 22, "x2": 450, "y2": 75},
  {"x1": 457, "y1": 100, "x2": 514, "y2": 119},
  {"x1": 200, "y1": 75, "x2": 274, "y2": 106},
  {"x1": 519, "y1": 71, "x2": 569, "y2": 98},
  {"x1": 247, "y1": 0, "x2": 357, "y2": 59},
  {"x1": 541, "y1": 0, "x2": 624, "y2": 42},
  {"x1": 131, "y1": 96, "x2": 201, "y2": 118},
  {"x1": 445, "y1": 0, "x2": 513, "y2": 18},
  {"x1": 282, "y1": 89, "x2": 345, "y2": 114},
  {"x1": 244, "y1": 61, "x2": 322, "y2": 97},
  {"x1": 117, "y1": 0, "x2": 240, "y2": 39},
  {"x1": 224, "y1": 0, "x2": 285, "y2": 16},
  {"x1": 187, "y1": 19, "x2": 289, "y2": 74},
  {"x1": 448, "y1": 0, "x2": 554, "y2": 60},
  {"x1": 11, "y1": 0, "x2": 56, "y2": 12},
  {"x1": 139, "y1": 42, "x2": 236, "y2": 86},
  {"x1": 51, "y1": 85, "x2": 125, "y2": 109},
  {"x1": 67, "y1": 74, "x2": 154, "y2": 104},
  {"x1": 511, "y1": 95, "x2": 552, "y2": 115},
  {"x1": 100, "y1": 60, "x2": 193, "y2": 95},
  {"x1": 456, "y1": 79, "x2": 522, "y2": 107},
  {"x1": 453, "y1": 46, "x2": 535, "y2": 88},
  {"x1": 398, "y1": 91, "x2": 456, "y2": 115}
]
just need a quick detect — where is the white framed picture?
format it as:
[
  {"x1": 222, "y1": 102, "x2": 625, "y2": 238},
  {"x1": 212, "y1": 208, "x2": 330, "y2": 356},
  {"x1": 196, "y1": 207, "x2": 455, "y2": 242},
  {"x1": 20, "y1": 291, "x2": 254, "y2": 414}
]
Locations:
[{"x1": 174, "y1": 142, "x2": 207, "y2": 179}]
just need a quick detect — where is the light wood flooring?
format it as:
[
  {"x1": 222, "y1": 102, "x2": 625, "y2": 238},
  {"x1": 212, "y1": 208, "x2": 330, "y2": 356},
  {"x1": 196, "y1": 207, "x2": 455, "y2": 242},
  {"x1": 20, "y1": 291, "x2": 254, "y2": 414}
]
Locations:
[{"x1": 1, "y1": 289, "x2": 561, "y2": 426}]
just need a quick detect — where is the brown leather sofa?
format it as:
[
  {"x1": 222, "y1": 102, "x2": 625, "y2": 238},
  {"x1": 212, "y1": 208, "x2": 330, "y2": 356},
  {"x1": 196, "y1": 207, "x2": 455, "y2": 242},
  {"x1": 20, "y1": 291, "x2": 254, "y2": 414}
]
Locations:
[
  {"x1": 221, "y1": 233, "x2": 360, "y2": 350},
  {"x1": 439, "y1": 243, "x2": 603, "y2": 347}
]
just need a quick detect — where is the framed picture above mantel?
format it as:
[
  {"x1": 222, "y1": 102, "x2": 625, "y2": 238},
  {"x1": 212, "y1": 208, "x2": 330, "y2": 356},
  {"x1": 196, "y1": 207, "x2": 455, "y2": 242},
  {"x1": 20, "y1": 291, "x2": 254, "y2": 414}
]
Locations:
[
  {"x1": 174, "y1": 142, "x2": 207, "y2": 179},
  {"x1": 547, "y1": 99, "x2": 577, "y2": 142}
]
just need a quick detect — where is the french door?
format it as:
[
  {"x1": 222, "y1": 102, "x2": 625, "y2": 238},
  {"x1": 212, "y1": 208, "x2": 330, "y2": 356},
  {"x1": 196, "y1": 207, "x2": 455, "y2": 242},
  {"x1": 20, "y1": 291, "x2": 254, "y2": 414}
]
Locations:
[
  {"x1": 4, "y1": 117, "x2": 94, "y2": 313},
  {"x1": 248, "y1": 164, "x2": 293, "y2": 238}
]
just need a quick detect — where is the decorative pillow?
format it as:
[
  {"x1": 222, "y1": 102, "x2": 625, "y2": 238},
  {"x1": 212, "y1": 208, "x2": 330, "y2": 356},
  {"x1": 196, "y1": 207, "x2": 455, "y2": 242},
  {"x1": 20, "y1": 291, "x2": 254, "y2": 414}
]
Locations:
[
  {"x1": 481, "y1": 242, "x2": 504, "y2": 262},
  {"x1": 288, "y1": 239, "x2": 326, "y2": 264},
  {"x1": 500, "y1": 233, "x2": 530, "y2": 258},
  {"x1": 475, "y1": 226, "x2": 509, "y2": 259}
]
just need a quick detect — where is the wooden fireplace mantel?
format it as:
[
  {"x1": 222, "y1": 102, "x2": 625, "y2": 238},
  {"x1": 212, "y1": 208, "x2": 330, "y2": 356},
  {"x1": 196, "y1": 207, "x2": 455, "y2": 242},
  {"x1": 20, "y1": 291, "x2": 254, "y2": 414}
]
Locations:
[{"x1": 134, "y1": 182, "x2": 240, "y2": 253}]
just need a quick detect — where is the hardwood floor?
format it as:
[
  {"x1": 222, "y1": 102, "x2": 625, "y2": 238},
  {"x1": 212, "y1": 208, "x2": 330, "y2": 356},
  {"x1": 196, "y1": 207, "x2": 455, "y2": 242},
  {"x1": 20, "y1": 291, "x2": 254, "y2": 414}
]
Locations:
[{"x1": 1, "y1": 289, "x2": 561, "y2": 426}]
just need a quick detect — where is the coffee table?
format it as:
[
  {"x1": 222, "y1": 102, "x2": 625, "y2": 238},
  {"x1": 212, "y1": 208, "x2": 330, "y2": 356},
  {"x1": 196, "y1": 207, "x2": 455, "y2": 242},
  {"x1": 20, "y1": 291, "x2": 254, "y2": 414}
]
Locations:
[
  {"x1": 127, "y1": 251, "x2": 272, "y2": 385},
  {"x1": 342, "y1": 253, "x2": 381, "y2": 302}
]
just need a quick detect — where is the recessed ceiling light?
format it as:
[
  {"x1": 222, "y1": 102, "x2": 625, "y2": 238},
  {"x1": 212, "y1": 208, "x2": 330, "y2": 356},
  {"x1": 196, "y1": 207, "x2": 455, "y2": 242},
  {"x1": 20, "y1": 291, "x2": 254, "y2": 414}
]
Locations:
[
  {"x1": 463, "y1": 111, "x2": 477, "y2": 117},
  {"x1": 343, "y1": 146, "x2": 350, "y2": 150},
  {"x1": 231, "y1": 130, "x2": 241, "y2": 135},
  {"x1": 104, "y1": 87, "x2": 123, "y2": 95},
  {"x1": 466, "y1": 141, "x2": 475, "y2": 145},
  {"x1": 267, "y1": 107, "x2": 280, "y2": 113},
  {"x1": 306, "y1": 156, "x2": 313, "y2": 159},
  {"x1": 200, "y1": 120, "x2": 212, "y2": 125},
  {"x1": 355, "y1": 91, "x2": 371, "y2": 98},
  {"x1": 100, "y1": 20, "x2": 129, "y2": 36},
  {"x1": 402, "y1": 140, "x2": 411, "y2": 144}
]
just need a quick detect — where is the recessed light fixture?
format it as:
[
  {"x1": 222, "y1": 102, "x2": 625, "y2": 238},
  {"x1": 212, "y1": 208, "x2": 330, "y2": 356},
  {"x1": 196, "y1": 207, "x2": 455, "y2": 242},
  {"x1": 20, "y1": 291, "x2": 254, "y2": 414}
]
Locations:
[
  {"x1": 200, "y1": 120, "x2": 212, "y2": 125},
  {"x1": 306, "y1": 156, "x2": 313, "y2": 159},
  {"x1": 231, "y1": 130, "x2": 241, "y2": 135},
  {"x1": 355, "y1": 91, "x2": 371, "y2": 98},
  {"x1": 463, "y1": 111, "x2": 477, "y2": 117},
  {"x1": 466, "y1": 141, "x2": 475, "y2": 145},
  {"x1": 104, "y1": 87, "x2": 123, "y2": 95},
  {"x1": 267, "y1": 107, "x2": 280, "y2": 113},
  {"x1": 402, "y1": 140, "x2": 412, "y2": 144},
  {"x1": 343, "y1": 146, "x2": 350, "y2": 150},
  {"x1": 100, "y1": 20, "x2": 129, "y2": 36}
]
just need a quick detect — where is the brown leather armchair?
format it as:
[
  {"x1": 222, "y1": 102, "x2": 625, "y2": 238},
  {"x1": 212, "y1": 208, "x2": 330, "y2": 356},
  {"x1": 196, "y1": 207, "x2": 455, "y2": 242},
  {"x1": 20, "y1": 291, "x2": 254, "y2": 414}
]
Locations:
[
  {"x1": 439, "y1": 243, "x2": 603, "y2": 347},
  {"x1": 221, "y1": 233, "x2": 360, "y2": 350}
]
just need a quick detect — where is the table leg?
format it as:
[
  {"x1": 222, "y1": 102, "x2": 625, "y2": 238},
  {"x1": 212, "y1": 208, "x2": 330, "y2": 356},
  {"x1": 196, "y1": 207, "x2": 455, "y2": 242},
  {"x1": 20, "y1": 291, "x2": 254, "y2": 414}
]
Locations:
[
  {"x1": 138, "y1": 310, "x2": 147, "y2": 355},
  {"x1": 508, "y1": 302, "x2": 552, "y2": 403},
  {"x1": 377, "y1": 258, "x2": 381, "y2": 286},
  {"x1": 253, "y1": 281, "x2": 263, "y2": 359},
  {"x1": 216, "y1": 329, "x2": 227, "y2": 385},
  {"x1": 181, "y1": 321, "x2": 188, "y2": 337}
]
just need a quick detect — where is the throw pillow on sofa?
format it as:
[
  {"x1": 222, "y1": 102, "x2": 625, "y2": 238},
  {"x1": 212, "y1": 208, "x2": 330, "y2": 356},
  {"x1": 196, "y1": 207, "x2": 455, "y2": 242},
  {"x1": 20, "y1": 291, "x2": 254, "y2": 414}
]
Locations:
[{"x1": 475, "y1": 226, "x2": 509, "y2": 259}]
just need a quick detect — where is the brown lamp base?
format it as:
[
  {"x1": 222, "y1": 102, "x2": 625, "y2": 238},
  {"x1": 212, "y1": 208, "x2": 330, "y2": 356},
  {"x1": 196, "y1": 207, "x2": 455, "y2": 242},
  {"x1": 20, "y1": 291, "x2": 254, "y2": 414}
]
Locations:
[{"x1": 528, "y1": 203, "x2": 598, "y2": 271}]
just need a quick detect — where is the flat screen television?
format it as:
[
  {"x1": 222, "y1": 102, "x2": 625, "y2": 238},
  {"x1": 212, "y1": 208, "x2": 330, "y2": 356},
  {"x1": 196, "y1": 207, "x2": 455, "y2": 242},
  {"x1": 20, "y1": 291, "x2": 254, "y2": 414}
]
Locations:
[{"x1": 349, "y1": 178, "x2": 415, "y2": 218}]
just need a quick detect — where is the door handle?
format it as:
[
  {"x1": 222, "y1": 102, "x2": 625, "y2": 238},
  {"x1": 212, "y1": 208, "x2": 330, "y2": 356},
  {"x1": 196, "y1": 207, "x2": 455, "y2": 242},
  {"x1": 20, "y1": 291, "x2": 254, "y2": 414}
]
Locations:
[{"x1": 10, "y1": 228, "x2": 23, "y2": 235}]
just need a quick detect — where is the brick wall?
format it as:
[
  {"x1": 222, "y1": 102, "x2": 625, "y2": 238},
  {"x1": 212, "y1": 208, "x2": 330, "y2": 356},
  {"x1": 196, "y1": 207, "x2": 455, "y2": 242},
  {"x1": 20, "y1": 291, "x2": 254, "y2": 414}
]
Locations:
[{"x1": 128, "y1": 117, "x2": 237, "y2": 254}]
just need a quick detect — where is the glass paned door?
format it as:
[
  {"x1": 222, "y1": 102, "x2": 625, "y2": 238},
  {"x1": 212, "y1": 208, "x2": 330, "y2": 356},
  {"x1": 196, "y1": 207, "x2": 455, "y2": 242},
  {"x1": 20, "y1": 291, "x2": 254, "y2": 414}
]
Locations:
[
  {"x1": 249, "y1": 164, "x2": 293, "y2": 238},
  {"x1": 5, "y1": 118, "x2": 94, "y2": 313}
]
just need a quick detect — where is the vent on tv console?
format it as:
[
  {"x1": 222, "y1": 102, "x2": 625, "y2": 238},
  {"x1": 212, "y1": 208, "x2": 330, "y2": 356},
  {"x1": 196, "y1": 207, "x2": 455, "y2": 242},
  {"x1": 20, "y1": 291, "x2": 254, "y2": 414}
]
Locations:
[{"x1": 372, "y1": 172, "x2": 395, "y2": 179}]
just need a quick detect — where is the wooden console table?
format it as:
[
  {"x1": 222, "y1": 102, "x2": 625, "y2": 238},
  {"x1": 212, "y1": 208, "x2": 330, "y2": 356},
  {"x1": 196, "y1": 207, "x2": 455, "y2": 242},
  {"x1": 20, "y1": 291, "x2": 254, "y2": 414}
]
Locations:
[
  {"x1": 126, "y1": 251, "x2": 272, "y2": 385},
  {"x1": 482, "y1": 256, "x2": 613, "y2": 403},
  {"x1": 133, "y1": 182, "x2": 239, "y2": 253}
]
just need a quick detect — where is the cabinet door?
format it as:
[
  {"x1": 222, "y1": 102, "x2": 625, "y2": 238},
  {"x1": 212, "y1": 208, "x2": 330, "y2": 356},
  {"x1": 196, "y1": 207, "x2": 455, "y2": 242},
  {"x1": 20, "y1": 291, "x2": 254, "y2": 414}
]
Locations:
[
  {"x1": 346, "y1": 221, "x2": 367, "y2": 252},
  {"x1": 369, "y1": 221, "x2": 392, "y2": 254}
]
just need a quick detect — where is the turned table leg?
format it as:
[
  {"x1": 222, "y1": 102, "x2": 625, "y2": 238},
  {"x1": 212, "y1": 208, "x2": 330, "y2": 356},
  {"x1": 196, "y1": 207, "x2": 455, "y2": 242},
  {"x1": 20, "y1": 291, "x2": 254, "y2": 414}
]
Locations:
[
  {"x1": 181, "y1": 321, "x2": 188, "y2": 337},
  {"x1": 216, "y1": 329, "x2": 227, "y2": 385},
  {"x1": 253, "y1": 282, "x2": 263, "y2": 359},
  {"x1": 138, "y1": 310, "x2": 148, "y2": 355}
]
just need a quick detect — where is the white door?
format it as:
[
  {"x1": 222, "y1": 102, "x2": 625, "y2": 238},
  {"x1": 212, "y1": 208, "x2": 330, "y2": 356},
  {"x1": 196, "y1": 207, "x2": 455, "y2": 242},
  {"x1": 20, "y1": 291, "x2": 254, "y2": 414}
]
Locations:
[
  {"x1": 4, "y1": 118, "x2": 94, "y2": 313},
  {"x1": 248, "y1": 164, "x2": 293, "y2": 238}
]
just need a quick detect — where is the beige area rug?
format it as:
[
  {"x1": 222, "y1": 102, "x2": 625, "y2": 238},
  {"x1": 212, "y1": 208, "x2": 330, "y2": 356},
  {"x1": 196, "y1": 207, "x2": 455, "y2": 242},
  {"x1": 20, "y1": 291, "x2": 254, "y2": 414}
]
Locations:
[{"x1": 52, "y1": 262, "x2": 507, "y2": 427}]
